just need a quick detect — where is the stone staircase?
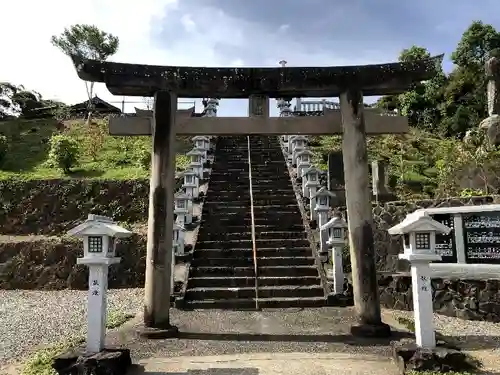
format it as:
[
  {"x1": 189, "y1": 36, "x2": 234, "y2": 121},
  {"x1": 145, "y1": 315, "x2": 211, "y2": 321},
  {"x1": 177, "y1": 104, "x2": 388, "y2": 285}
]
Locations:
[{"x1": 183, "y1": 136, "x2": 326, "y2": 309}]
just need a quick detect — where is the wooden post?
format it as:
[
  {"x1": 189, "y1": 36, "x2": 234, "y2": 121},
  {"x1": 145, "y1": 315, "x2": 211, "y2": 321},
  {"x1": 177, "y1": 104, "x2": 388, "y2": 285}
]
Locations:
[
  {"x1": 339, "y1": 89, "x2": 391, "y2": 337},
  {"x1": 142, "y1": 90, "x2": 178, "y2": 338}
]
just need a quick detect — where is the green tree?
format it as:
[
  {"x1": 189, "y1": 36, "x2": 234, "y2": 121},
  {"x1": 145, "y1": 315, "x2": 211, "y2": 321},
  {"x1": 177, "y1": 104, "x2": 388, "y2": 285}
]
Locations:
[
  {"x1": 51, "y1": 24, "x2": 119, "y2": 123},
  {"x1": 377, "y1": 45, "x2": 446, "y2": 133},
  {"x1": 451, "y1": 20, "x2": 500, "y2": 71},
  {"x1": 0, "y1": 82, "x2": 49, "y2": 119}
]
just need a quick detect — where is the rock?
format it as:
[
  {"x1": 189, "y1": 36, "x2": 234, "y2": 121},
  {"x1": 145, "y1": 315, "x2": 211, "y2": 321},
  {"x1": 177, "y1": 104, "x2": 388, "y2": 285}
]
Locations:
[
  {"x1": 479, "y1": 114, "x2": 500, "y2": 146},
  {"x1": 392, "y1": 339, "x2": 478, "y2": 374},
  {"x1": 351, "y1": 322, "x2": 392, "y2": 338},
  {"x1": 52, "y1": 348, "x2": 132, "y2": 375},
  {"x1": 326, "y1": 292, "x2": 353, "y2": 307}
]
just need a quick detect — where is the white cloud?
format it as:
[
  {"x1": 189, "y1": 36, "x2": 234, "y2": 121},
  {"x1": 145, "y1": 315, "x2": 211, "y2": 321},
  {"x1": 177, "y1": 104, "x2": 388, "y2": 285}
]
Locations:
[
  {"x1": 1, "y1": 0, "x2": 388, "y2": 116},
  {"x1": 0, "y1": 0, "x2": 190, "y2": 112}
]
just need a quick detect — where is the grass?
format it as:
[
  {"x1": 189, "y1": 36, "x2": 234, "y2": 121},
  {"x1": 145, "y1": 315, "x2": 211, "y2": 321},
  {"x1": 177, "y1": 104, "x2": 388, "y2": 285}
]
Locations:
[
  {"x1": 20, "y1": 309, "x2": 135, "y2": 375},
  {"x1": 396, "y1": 316, "x2": 416, "y2": 332},
  {"x1": 407, "y1": 372, "x2": 474, "y2": 375},
  {"x1": 105, "y1": 309, "x2": 135, "y2": 329},
  {"x1": 308, "y1": 128, "x2": 476, "y2": 199},
  {"x1": 0, "y1": 118, "x2": 191, "y2": 180},
  {"x1": 20, "y1": 337, "x2": 84, "y2": 375}
]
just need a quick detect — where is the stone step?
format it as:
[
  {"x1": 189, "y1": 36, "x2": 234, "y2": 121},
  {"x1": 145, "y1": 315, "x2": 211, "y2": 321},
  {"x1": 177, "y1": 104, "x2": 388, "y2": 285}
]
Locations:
[
  {"x1": 201, "y1": 210, "x2": 302, "y2": 219},
  {"x1": 189, "y1": 265, "x2": 318, "y2": 278},
  {"x1": 191, "y1": 256, "x2": 315, "y2": 268},
  {"x1": 203, "y1": 201, "x2": 299, "y2": 215},
  {"x1": 209, "y1": 172, "x2": 290, "y2": 178},
  {"x1": 203, "y1": 197, "x2": 297, "y2": 205},
  {"x1": 198, "y1": 224, "x2": 304, "y2": 232},
  {"x1": 197, "y1": 231, "x2": 307, "y2": 241},
  {"x1": 201, "y1": 205, "x2": 300, "y2": 214},
  {"x1": 192, "y1": 247, "x2": 312, "y2": 259},
  {"x1": 199, "y1": 216, "x2": 303, "y2": 226},
  {"x1": 206, "y1": 193, "x2": 296, "y2": 200},
  {"x1": 185, "y1": 285, "x2": 324, "y2": 300},
  {"x1": 197, "y1": 238, "x2": 310, "y2": 249},
  {"x1": 187, "y1": 275, "x2": 321, "y2": 288},
  {"x1": 206, "y1": 188, "x2": 293, "y2": 195},
  {"x1": 183, "y1": 296, "x2": 326, "y2": 309}
]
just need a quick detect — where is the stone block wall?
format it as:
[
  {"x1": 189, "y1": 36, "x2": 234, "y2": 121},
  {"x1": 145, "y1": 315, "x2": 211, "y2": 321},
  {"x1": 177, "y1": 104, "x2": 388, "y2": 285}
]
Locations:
[
  {"x1": 0, "y1": 178, "x2": 183, "y2": 235},
  {"x1": 0, "y1": 235, "x2": 146, "y2": 290},
  {"x1": 376, "y1": 274, "x2": 500, "y2": 323}
]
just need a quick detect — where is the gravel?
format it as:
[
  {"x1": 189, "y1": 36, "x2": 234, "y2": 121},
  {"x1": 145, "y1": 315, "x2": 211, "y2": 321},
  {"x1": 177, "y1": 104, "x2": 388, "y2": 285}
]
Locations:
[
  {"x1": 4, "y1": 289, "x2": 500, "y2": 369},
  {"x1": 0, "y1": 288, "x2": 144, "y2": 365},
  {"x1": 388, "y1": 308, "x2": 500, "y2": 365}
]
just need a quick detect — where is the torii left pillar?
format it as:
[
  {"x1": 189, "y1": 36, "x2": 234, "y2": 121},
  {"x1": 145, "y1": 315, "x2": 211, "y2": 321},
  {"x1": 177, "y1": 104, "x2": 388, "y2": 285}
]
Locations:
[{"x1": 141, "y1": 90, "x2": 178, "y2": 338}]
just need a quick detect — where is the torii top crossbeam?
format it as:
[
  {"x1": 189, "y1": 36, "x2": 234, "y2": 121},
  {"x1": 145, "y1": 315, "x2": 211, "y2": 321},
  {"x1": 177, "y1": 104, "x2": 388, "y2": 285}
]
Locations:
[{"x1": 70, "y1": 55, "x2": 444, "y2": 98}]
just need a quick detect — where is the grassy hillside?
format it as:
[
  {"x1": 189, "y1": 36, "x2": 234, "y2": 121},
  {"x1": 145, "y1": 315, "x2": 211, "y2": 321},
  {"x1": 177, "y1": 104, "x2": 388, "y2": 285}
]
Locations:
[
  {"x1": 0, "y1": 118, "x2": 191, "y2": 180},
  {"x1": 310, "y1": 128, "x2": 500, "y2": 199}
]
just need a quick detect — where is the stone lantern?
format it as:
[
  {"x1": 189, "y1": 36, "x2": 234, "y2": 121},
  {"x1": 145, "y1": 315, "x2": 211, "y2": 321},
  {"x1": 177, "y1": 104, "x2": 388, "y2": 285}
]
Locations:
[
  {"x1": 173, "y1": 222, "x2": 186, "y2": 256},
  {"x1": 312, "y1": 187, "x2": 336, "y2": 230},
  {"x1": 291, "y1": 136, "x2": 307, "y2": 164},
  {"x1": 182, "y1": 169, "x2": 199, "y2": 198},
  {"x1": 174, "y1": 192, "x2": 192, "y2": 226},
  {"x1": 296, "y1": 149, "x2": 313, "y2": 176},
  {"x1": 320, "y1": 215, "x2": 348, "y2": 295},
  {"x1": 388, "y1": 211, "x2": 451, "y2": 349},
  {"x1": 302, "y1": 166, "x2": 322, "y2": 200},
  {"x1": 191, "y1": 136, "x2": 210, "y2": 160},
  {"x1": 67, "y1": 214, "x2": 132, "y2": 354},
  {"x1": 186, "y1": 149, "x2": 205, "y2": 179},
  {"x1": 389, "y1": 211, "x2": 450, "y2": 259},
  {"x1": 289, "y1": 136, "x2": 305, "y2": 161}
]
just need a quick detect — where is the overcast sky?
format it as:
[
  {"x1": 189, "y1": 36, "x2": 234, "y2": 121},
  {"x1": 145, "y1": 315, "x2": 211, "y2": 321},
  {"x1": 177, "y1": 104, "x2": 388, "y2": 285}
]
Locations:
[{"x1": 2, "y1": 0, "x2": 500, "y2": 116}]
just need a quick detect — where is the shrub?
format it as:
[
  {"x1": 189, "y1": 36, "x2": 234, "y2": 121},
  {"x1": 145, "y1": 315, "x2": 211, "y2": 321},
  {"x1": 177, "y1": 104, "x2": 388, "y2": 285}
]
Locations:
[
  {"x1": 47, "y1": 134, "x2": 79, "y2": 173},
  {"x1": 135, "y1": 147, "x2": 151, "y2": 170},
  {"x1": 0, "y1": 134, "x2": 8, "y2": 165}
]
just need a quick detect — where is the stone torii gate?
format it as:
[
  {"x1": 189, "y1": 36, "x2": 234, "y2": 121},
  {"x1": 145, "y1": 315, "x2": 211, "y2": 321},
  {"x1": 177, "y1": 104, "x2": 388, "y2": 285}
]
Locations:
[{"x1": 69, "y1": 54, "x2": 443, "y2": 338}]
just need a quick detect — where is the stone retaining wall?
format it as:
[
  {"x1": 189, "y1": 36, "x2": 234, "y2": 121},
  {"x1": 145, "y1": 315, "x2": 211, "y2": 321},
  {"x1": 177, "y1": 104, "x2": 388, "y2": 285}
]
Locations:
[
  {"x1": 0, "y1": 235, "x2": 146, "y2": 290},
  {"x1": 0, "y1": 178, "x2": 182, "y2": 235},
  {"x1": 376, "y1": 274, "x2": 500, "y2": 323}
]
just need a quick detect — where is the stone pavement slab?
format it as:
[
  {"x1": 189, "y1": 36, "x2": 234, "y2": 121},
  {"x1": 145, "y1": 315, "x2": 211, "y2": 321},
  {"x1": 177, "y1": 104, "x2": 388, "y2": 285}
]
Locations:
[
  {"x1": 106, "y1": 307, "x2": 411, "y2": 364},
  {"x1": 128, "y1": 352, "x2": 399, "y2": 375}
]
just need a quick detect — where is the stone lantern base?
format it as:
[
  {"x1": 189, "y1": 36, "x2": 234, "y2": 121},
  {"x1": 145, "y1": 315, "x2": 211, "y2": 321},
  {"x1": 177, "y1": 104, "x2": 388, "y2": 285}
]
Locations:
[
  {"x1": 392, "y1": 339, "x2": 479, "y2": 375},
  {"x1": 52, "y1": 348, "x2": 132, "y2": 375}
]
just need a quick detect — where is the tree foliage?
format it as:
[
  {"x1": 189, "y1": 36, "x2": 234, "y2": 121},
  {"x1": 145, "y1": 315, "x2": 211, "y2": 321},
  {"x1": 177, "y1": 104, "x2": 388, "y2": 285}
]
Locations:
[
  {"x1": 377, "y1": 20, "x2": 500, "y2": 139},
  {"x1": 0, "y1": 82, "x2": 67, "y2": 120},
  {"x1": 51, "y1": 24, "x2": 119, "y2": 122}
]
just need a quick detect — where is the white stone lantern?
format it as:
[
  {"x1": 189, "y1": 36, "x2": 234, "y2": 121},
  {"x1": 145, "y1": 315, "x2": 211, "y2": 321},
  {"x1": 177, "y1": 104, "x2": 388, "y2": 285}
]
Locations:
[
  {"x1": 302, "y1": 166, "x2": 322, "y2": 200},
  {"x1": 192, "y1": 135, "x2": 210, "y2": 150},
  {"x1": 173, "y1": 222, "x2": 186, "y2": 256},
  {"x1": 312, "y1": 187, "x2": 336, "y2": 230},
  {"x1": 291, "y1": 136, "x2": 307, "y2": 163},
  {"x1": 67, "y1": 214, "x2": 132, "y2": 354},
  {"x1": 191, "y1": 136, "x2": 210, "y2": 160},
  {"x1": 182, "y1": 169, "x2": 199, "y2": 198},
  {"x1": 296, "y1": 149, "x2": 313, "y2": 179},
  {"x1": 186, "y1": 149, "x2": 205, "y2": 179},
  {"x1": 320, "y1": 215, "x2": 348, "y2": 295},
  {"x1": 388, "y1": 211, "x2": 451, "y2": 349},
  {"x1": 174, "y1": 192, "x2": 192, "y2": 226}
]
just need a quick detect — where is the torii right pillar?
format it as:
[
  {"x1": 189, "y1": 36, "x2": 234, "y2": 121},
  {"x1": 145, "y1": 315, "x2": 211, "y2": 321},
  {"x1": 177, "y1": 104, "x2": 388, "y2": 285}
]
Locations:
[{"x1": 340, "y1": 89, "x2": 391, "y2": 337}]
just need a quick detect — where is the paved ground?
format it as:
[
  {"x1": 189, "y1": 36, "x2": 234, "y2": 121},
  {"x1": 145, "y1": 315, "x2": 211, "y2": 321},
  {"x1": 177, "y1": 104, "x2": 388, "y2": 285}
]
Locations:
[
  {"x1": 128, "y1": 352, "x2": 399, "y2": 375},
  {"x1": 104, "y1": 307, "x2": 408, "y2": 375}
]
